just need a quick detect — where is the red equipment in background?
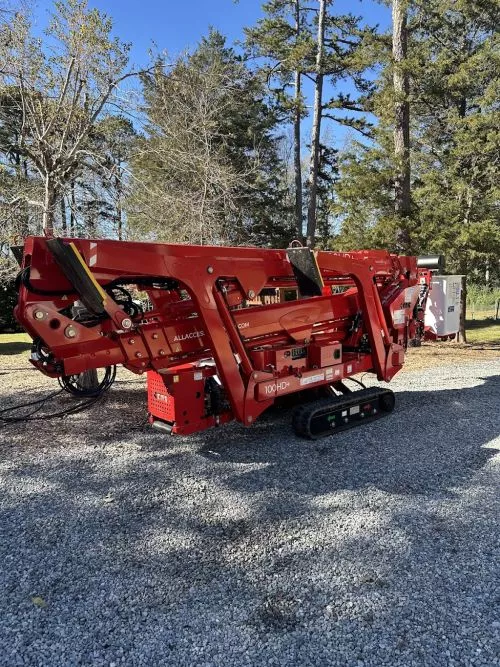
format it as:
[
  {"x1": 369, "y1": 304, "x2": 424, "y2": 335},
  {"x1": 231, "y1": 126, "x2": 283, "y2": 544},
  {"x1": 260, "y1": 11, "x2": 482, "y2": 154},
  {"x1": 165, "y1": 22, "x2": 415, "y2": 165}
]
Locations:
[{"x1": 14, "y1": 237, "x2": 438, "y2": 439}]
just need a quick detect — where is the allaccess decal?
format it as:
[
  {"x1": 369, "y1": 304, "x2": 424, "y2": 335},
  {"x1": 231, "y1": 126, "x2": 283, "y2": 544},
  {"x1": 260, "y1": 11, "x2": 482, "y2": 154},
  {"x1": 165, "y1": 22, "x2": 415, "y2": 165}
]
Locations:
[{"x1": 172, "y1": 330, "x2": 205, "y2": 342}]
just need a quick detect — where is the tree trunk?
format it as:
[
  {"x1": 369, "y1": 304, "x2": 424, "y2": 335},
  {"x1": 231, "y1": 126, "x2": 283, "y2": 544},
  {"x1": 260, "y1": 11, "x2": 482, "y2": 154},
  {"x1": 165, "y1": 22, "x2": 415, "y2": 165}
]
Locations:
[
  {"x1": 293, "y1": 73, "x2": 303, "y2": 242},
  {"x1": 60, "y1": 195, "x2": 67, "y2": 234},
  {"x1": 117, "y1": 203, "x2": 123, "y2": 241},
  {"x1": 293, "y1": 0, "x2": 303, "y2": 242},
  {"x1": 456, "y1": 188, "x2": 473, "y2": 343},
  {"x1": 18, "y1": 159, "x2": 30, "y2": 236},
  {"x1": 457, "y1": 275, "x2": 467, "y2": 343},
  {"x1": 42, "y1": 177, "x2": 57, "y2": 236},
  {"x1": 392, "y1": 0, "x2": 411, "y2": 251},
  {"x1": 70, "y1": 179, "x2": 76, "y2": 235},
  {"x1": 306, "y1": 0, "x2": 326, "y2": 248},
  {"x1": 116, "y1": 172, "x2": 123, "y2": 240}
]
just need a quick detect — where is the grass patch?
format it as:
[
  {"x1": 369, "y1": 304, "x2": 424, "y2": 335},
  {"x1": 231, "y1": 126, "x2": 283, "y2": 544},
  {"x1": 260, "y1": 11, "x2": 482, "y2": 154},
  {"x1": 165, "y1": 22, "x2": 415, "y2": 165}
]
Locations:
[
  {"x1": 467, "y1": 309, "x2": 499, "y2": 321},
  {"x1": 0, "y1": 332, "x2": 32, "y2": 356},
  {"x1": 466, "y1": 319, "x2": 500, "y2": 345}
]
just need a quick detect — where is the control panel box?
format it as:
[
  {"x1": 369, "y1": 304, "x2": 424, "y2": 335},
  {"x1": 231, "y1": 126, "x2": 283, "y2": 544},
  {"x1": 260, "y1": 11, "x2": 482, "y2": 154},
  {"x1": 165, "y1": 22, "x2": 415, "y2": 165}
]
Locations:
[
  {"x1": 424, "y1": 275, "x2": 463, "y2": 336},
  {"x1": 308, "y1": 343, "x2": 342, "y2": 369}
]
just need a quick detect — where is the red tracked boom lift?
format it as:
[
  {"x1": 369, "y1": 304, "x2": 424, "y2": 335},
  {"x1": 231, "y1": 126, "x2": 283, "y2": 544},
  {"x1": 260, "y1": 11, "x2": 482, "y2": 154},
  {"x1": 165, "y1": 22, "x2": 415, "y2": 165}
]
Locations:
[{"x1": 14, "y1": 237, "x2": 437, "y2": 439}]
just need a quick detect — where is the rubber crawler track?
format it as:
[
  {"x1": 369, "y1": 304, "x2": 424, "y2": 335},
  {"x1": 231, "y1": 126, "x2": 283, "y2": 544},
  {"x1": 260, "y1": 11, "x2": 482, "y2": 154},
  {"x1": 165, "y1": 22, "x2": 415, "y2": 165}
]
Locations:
[{"x1": 292, "y1": 387, "x2": 396, "y2": 440}]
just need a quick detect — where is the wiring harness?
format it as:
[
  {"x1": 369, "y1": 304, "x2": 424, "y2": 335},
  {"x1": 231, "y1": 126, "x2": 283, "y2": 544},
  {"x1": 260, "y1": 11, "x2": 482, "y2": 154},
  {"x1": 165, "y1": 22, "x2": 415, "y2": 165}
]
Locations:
[{"x1": 0, "y1": 365, "x2": 116, "y2": 426}]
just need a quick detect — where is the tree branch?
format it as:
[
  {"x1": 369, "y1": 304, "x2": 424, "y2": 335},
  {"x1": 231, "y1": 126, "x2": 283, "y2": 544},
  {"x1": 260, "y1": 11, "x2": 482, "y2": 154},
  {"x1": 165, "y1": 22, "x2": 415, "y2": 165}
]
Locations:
[{"x1": 42, "y1": 56, "x2": 75, "y2": 141}]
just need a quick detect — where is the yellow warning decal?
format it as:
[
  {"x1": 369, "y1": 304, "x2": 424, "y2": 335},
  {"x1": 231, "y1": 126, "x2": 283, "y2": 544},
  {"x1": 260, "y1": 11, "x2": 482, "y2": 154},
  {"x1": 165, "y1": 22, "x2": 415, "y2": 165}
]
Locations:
[
  {"x1": 68, "y1": 242, "x2": 108, "y2": 304},
  {"x1": 312, "y1": 251, "x2": 325, "y2": 288}
]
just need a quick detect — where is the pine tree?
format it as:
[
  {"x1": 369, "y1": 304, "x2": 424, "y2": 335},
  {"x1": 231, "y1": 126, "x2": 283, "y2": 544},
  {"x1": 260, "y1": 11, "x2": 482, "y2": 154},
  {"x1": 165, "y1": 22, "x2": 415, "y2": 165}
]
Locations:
[
  {"x1": 411, "y1": 0, "x2": 500, "y2": 277},
  {"x1": 392, "y1": 0, "x2": 411, "y2": 251},
  {"x1": 334, "y1": 0, "x2": 499, "y2": 270},
  {"x1": 245, "y1": 1, "x2": 314, "y2": 241},
  {"x1": 247, "y1": 1, "x2": 379, "y2": 247},
  {"x1": 306, "y1": 0, "x2": 327, "y2": 247},
  {"x1": 86, "y1": 116, "x2": 136, "y2": 240}
]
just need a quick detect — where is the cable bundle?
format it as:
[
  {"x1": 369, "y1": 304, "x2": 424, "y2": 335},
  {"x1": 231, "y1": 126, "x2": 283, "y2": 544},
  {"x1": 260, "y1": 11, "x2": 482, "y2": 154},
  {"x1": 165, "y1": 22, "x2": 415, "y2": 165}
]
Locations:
[
  {"x1": 1, "y1": 366, "x2": 116, "y2": 426},
  {"x1": 57, "y1": 366, "x2": 116, "y2": 397}
]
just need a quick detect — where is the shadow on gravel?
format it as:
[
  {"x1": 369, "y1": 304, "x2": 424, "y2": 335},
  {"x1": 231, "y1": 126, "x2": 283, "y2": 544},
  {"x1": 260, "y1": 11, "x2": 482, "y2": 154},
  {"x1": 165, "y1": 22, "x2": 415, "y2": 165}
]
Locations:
[
  {"x1": 1, "y1": 372, "x2": 499, "y2": 665},
  {"x1": 0, "y1": 341, "x2": 31, "y2": 355},
  {"x1": 196, "y1": 375, "x2": 500, "y2": 501},
  {"x1": 3, "y1": 376, "x2": 499, "y2": 506}
]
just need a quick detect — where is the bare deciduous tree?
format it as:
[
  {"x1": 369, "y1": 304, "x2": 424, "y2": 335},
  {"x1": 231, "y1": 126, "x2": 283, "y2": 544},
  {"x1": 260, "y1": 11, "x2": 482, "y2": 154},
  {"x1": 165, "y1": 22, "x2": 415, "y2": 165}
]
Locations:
[
  {"x1": 0, "y1": 0, "x2": 140, "y2": 236},
  {"x1": 128, "y1": 54, "x2": 263, "y2": 245}
]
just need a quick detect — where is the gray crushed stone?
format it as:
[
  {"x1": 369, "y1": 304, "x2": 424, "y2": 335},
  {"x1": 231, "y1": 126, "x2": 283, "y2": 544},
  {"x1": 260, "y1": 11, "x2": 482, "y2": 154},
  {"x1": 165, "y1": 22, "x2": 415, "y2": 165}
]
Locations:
[{"x1": 0, "y1": 356, "x2": 499, "y2": 667}]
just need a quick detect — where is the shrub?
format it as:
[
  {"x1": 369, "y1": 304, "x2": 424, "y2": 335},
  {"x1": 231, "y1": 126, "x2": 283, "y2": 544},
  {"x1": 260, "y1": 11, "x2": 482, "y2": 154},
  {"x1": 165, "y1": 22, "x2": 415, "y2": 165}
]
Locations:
[
  {"x1": 0, "y1": 280, "x2": 22, "y2": 332},
  {"x1": 466, "y1": 284, "x2": 500, "y2": 318}
]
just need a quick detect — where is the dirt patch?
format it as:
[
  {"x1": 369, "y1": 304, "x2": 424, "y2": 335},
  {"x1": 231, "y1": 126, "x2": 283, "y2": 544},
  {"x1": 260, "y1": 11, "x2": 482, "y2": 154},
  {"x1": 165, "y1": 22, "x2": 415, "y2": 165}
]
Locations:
[{"x1": 402, "y1": 342, "x2": 500, "y2": 372}]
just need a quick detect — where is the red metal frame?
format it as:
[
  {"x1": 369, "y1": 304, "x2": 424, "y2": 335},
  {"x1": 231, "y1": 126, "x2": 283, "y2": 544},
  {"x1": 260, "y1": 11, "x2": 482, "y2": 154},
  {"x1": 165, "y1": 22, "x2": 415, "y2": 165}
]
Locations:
[{"x1": 15, "y1": 237, "x2": 433, "y2": 434}]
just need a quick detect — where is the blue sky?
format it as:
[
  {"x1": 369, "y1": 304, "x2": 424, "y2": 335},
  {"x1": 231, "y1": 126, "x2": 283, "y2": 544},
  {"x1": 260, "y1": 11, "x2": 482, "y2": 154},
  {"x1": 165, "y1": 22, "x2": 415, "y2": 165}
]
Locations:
[
  {"x1": 31, "y1": 0, "x2": 392, "y2": 147},
  {"x1": 32, "y1": 0, "x2": 391, "y2": 64}
]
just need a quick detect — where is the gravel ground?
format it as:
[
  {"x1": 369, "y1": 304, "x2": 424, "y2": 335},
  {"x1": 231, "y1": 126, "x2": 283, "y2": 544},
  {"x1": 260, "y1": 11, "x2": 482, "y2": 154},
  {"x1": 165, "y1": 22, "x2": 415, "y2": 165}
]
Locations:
[{"x1": 0, "y1": 352, "x2": 499, "y2": 667}]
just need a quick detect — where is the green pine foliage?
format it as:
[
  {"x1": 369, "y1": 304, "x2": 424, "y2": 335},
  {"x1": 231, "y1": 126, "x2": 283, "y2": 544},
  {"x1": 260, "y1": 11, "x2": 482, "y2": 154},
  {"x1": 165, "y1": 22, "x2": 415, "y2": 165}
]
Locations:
[{"x1": 333, "y1": 0, "x2": 500, "y2": 282}]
